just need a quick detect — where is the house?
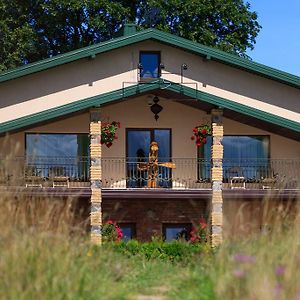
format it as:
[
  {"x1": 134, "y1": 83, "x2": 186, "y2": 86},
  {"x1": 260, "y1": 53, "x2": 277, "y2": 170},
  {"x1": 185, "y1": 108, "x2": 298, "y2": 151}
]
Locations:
[{"x1": 0, "y1": 24, "x2": 299, "y2": 245}]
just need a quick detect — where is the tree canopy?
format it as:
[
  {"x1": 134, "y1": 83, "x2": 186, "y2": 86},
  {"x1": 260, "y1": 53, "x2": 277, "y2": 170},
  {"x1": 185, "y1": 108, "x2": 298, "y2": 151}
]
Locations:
[{"x1": 0, "y1": 0, "x2": 261, "y2": 72}]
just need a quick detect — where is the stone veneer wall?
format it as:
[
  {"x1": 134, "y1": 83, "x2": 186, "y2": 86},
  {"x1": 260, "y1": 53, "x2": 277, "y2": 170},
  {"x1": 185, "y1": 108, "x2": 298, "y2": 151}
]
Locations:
[
  {"x1": 90, "y1": 109, "x2": 102, "y2": 244},
  {"x1": 211, "y1": 109, "x2": 224, "y2": 246}
]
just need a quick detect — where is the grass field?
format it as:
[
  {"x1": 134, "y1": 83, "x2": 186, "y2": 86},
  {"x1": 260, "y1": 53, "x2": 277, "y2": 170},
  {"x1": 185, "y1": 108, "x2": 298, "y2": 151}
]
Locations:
[{"x1": 0, "y1": 196, "x2": 299, "y2": 300}]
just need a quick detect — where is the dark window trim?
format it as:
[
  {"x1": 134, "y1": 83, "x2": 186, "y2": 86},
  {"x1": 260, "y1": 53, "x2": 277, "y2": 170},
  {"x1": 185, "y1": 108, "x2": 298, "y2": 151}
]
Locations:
[
  {"x1": 162, "y1": 223, "x2": 192, "y2": 241},
  {"x1": 139, "y1": 51, "x2": 161, "y2": 80}
]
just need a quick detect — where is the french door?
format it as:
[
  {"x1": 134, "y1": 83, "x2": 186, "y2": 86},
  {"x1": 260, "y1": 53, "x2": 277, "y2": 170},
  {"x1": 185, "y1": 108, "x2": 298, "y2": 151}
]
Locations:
[{"x1": 126, "y1": 129, "x2": 171, "y2": 188}]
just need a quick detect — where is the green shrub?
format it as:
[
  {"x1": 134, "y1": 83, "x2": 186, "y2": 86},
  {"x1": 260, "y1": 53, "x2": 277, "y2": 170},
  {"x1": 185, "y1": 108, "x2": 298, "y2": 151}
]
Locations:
[{"x1": 111, "y1": 239, "x2": 211, "y2": 263}]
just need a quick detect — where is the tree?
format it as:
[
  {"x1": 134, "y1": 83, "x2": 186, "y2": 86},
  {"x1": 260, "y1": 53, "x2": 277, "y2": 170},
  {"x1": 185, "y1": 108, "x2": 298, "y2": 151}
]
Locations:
[
  {"x1": 0, "y1": 1, "x2": 36, "y2": 71},
  {"x1": 136, "y1": 0, "x2": 261, "y2": 58},
  {"x1": 0, "y1": 0, "x2": 261, "y2": 72}
]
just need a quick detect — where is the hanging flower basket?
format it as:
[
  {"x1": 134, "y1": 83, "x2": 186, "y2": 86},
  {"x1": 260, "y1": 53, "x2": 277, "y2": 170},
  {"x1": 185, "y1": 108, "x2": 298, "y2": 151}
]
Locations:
[
  {"x1": 191, "y1": 124, "x2": 212, "y2": 147},
  {"x1": 101, "y1": 121, "x2": 120, "y2": 148}
]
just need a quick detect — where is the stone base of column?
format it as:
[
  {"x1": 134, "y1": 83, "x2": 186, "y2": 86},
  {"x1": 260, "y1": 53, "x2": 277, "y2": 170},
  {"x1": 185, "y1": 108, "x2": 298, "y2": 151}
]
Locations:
[{"x1": 211, "y1": 190, "x2": 223, "y2": 246}]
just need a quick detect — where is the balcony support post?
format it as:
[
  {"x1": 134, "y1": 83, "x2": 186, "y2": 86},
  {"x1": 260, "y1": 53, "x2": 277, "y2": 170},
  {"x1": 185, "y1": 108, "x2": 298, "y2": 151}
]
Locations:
[
  {"x1": 89, "y1": 108, "x2": 102, "y2": 245},
  {"x1": 211, "y1": 108, "x2": 224, "y2": 246}
]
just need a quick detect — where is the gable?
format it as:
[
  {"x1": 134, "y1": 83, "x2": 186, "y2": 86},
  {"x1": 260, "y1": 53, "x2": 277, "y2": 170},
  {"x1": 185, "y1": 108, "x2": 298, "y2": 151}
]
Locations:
[{"x1": 0, "y1": 28, "x2": 300, "y2": 89}]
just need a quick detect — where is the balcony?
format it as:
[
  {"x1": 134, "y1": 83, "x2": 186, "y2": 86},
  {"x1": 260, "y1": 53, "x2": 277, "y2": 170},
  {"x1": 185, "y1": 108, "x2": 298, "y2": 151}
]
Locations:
[{"x1": 0, "y1": 157, "x2": 299, "y2": 191}]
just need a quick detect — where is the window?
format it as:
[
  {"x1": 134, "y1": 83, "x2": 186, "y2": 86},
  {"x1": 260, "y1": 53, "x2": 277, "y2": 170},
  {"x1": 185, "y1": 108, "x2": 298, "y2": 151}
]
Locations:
[
  {"x1": 163, "y1": 223, "x2": 192, "y2": 242},
  {"x1": 118, "y1": 223, "x2": 136, "y2": 241},
  {"x1": 197, "y1": 135, "x2": 270, "y2": 181},
  {"x1": 25, "y1": 133, "x2": 89, "y2": 180},
  {"x1": 139, "y1": 51, "x2": 160, "y2": 79},
  {"x1": 126, "y1": 128, "x2": 172, "y2": 188}
]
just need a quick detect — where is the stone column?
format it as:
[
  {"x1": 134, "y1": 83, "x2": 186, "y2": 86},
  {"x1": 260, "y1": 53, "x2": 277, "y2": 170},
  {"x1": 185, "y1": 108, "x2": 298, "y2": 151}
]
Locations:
[
  {"x1": 211, "y1": 108, "x2": 224, "y2": 246},
  {"x1": 90, "y1": 108, "x2": 102, "y2": 245}
]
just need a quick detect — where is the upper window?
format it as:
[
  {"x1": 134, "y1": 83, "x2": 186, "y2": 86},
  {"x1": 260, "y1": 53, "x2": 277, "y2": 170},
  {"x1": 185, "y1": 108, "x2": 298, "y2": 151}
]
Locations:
[{"x1": 139, "y1": 52, "x2": 160, "y2": 79}]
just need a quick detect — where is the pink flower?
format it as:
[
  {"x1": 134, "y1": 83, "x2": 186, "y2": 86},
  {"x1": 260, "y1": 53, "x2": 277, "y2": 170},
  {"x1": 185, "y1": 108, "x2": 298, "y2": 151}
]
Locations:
[
  {"x1": 234, "y1": 254, "x2": 256, "y2": 264},
  {"x1": 232, "y1": 268, "x2": 246, "y2": 278}
]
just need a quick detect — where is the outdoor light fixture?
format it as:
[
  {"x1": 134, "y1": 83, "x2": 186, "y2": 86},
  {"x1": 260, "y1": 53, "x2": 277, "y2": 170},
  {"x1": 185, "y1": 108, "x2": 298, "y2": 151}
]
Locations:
[
  {"x1": 181, "y1": 63, "x2": 188, "y2": 83},
  {"x1": 181, "y1": 63, "x2": 188, "y2": 70},
  {"x1": 150, "y1": 96, "x2": 163, "y2": 121},
  {"x1": 137, "y1": 63, "x2": 143, "y2": 70},
  {"x1": 159, "y1": 63, "x2": 165, "y2": 70}
]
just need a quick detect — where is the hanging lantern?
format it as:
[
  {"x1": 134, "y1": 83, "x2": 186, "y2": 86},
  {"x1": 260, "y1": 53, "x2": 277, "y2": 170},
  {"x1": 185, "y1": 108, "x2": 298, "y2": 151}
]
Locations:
[{"x1": 150, "y1": 96, "x2": 163, "y2": 121}]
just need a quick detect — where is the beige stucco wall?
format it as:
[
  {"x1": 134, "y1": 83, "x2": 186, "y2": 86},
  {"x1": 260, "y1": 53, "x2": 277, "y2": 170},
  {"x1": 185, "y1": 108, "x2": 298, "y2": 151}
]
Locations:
[
  {"x1": 0, "y1": 41, "x2": 299, "y2": 125},
  {"x1": 1, "y1": 97, "x2": 299, "y2": 188},
  {"x1": 1, "y1": 96, "x2": 299, "y2": 158}
]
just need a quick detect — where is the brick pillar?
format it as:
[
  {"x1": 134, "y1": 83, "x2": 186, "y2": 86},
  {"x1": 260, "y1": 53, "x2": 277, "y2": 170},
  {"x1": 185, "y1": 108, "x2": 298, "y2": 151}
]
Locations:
[
  {"x1": 211, "y1": 108, "x2": 224, "y2": 246},
  {"x1": 90, "y1": 108, "x2": 102, "y2": 245}
]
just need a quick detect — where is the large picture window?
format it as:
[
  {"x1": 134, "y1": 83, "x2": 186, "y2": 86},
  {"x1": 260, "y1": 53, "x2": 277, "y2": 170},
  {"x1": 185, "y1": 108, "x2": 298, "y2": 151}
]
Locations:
[
  {"x1": 25, "y1": 133, "x2": 89, "y2": 181},
  {"x1": 198, "y1": 136, "x2": 270, "y2": 181}
]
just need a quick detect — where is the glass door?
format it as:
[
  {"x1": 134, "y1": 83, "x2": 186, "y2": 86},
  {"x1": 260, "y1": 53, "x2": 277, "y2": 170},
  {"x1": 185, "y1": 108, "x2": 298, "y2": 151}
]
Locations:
[{"x1": 126, "y1": 129, "x2": 171, "y2": 188}]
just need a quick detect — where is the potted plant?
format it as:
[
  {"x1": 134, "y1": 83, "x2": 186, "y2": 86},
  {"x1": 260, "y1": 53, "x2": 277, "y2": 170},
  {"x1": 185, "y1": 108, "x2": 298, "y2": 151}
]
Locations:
[{"x1": 101, "y1": 121, "x2": 120, "y2": 148}]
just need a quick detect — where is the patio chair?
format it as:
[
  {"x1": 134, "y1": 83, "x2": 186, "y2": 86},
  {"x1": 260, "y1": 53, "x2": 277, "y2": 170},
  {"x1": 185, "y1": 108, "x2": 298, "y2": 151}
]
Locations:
[
  {"x1": 25, "y1": 166, "x2": 44, "y2": 188},
  {"x1": 260, "y1": 173, "x2": 278, "y2": 189},
  {"x1": 49, "y1": 166, "x2": 69, "y2": 188},
  {"x1": 226, "y1": 166, "x2": 246, "y2": 189}
]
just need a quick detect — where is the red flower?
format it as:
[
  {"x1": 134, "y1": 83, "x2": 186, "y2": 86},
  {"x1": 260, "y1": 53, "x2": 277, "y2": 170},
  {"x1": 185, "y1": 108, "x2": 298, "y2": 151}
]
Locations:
[
  {"x1": 202, "y1": 137, "x2": 206, "y2": 144},
  {"x1": 191, "y1": 136, "x2": 195, "y2": 140},
  {"x1": 193, "y1": 127, "x2": 198, "y2": 133},
  {"x1": 201, "y1": 128, "x2": 207, "y2": 134},
  {"x1": 106, "y1": 142, "x2": 112, "y2": 148},
  {"x1": 106, "y1": 220, "x2": 114, "y2": 225}
]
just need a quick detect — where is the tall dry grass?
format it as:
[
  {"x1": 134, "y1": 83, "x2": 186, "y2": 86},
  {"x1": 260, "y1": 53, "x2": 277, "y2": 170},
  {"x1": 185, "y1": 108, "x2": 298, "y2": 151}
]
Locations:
[{"x1": 213, "y1": 197, "x2": 300, "y2": 300}]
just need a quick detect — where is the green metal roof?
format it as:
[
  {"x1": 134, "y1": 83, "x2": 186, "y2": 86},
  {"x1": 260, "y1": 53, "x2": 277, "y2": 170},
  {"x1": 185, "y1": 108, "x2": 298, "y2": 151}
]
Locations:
[
  {"x1": 0, "y1": 28, "x2": 300, "y2": 88},
  {"x1": 1, "y1": 79, "x2": 299, "y2": 134}
]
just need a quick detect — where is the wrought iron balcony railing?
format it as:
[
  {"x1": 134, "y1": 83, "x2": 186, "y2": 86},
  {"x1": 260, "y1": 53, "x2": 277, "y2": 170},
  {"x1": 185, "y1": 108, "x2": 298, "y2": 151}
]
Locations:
[{"x1": 0, "y1": 157, "x2": 299, "y2": 189}]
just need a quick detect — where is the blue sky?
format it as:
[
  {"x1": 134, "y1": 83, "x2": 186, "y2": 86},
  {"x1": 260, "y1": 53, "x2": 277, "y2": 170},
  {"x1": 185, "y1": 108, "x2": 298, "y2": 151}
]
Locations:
[{"x1": 246, "y1": 0, "x2": 300, "y2": 76}]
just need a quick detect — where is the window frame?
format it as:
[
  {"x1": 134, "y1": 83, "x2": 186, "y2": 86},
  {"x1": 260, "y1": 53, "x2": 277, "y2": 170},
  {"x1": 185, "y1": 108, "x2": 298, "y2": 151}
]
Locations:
[
  {"x1": 118, "y1": 223, "x2": 136, "y2": 241},
  {"x1": 126, "y1": 128, "x2": 172, "y2": 159},
  {"x1": 139, "y1": 51, "x2": 161, "y2": 80},
  {"x1": 24, "y1": 132, "x2": 90, "y2": 181},
  {"x1": 197, "y1": 135, "x2": 271, "y2": 181},
  {"x1": 25, "y1": 132, "x2": 90, "y2": 157},
  {"x1": 162, "y1": 223, "x2": 192, "y2": 242}
]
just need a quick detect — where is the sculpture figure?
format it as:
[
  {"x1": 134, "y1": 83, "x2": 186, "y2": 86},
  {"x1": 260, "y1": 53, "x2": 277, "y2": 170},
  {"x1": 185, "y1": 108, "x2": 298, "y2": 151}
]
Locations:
[{"x1": 138, "y1": 141, "x2": 176, "y2": 188}]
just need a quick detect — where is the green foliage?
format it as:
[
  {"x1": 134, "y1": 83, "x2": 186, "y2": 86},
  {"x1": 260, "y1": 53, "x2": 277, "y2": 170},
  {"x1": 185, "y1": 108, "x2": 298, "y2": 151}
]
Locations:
[
  {"x1": 111, "y1": 239, "x2": 211, "y2": 262},
  {"x1": 102, "y1": 220, "x2": 123, "y2": 241},
  {"x1": 138, "y1": 0, "x2": 261, "y2": 58},
  {"x1": 0, "y1": 1, "x2": 37, "y2": 72},
  {"x1": 0, "y1": 0, "x2": 261, "y2": 71}
]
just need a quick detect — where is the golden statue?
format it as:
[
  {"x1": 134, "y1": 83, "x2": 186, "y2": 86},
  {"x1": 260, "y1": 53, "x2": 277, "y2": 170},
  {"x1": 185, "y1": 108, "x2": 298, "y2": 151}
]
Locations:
[{"x1": 137, "y1": 141, "x2": 176, "y2": 188}]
